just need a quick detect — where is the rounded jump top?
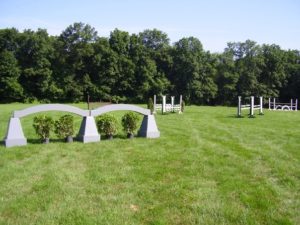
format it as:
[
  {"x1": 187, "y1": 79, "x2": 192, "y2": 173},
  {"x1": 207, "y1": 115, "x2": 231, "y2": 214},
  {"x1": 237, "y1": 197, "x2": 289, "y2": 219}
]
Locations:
[
  {"x1": 91, "y1": 104, "x2": 150, "y2": 116},
  {"x1": 13, "y1": 104, "x2": 89, "y2": 118}
]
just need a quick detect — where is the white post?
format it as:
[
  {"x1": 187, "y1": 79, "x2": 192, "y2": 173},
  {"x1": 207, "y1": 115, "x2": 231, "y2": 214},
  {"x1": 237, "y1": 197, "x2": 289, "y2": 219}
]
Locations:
[
  {"x1": 237, "y1": 96, "x2": 241, "y2": 117},
  {"x1": 259, "y1": 96, "x2": 263, "y2": 115},
  {"x1": 250, "y1": 96, "x2": 254, "y2": 117},
  {"x1": 273, "y1": 98, "x2": 276, "y2": 110},
  {"x1": 291, "y1": 99, "x2": 293, "y2": 111},
  {"x1": 162, "y1": 95, "x2": 166, "y2": 114},
  {"x1": 179, "y1": 95, "x2": 183, "y2": 113},
  {"x1": 153, "y1": 95, "x2": 157, "y2": 114},
  {"x1": 296, "y1": 99, "x2": 298, "y2": 111},
  {"x1": 268, "y1": 98, "x2": 271, "y2": 110},
  {"x1": 171, "y1": 96, "x2": 175, "y2": 113}
]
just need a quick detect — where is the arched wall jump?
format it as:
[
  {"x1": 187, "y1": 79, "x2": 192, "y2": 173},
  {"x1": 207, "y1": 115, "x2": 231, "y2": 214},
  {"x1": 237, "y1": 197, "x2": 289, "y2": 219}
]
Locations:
[
  {"x1": 4, "y1": 103, "x2": 159, "y2": 147},
  {"x1": 91, "y1": 104, "x2": 150, "y2": 116},
  {"x1": 13, "y1": 104, "x2": 89, "y2": 118}
]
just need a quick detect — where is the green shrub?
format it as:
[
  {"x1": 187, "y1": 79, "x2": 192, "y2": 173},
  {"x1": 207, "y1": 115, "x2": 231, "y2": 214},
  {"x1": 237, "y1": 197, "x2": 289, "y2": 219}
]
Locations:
[
  {"x1": 33, "y1": 115, "x2": 54, "y2": 142},
  {"x1": 96, "y1": 114, "x2": 118, "y2": 138},
  {"x1": 121, "y1": 112, "x2": 139, "y2": 136},
  {"x1": 147, "y1": 97, "x2": 154, "y2": 114},
  {"x1": 54, "y1": 115, "x2": 74, "y2": 139}
]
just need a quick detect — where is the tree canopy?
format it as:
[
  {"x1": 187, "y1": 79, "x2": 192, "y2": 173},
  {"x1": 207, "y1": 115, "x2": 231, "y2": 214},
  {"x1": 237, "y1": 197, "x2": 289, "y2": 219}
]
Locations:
[{"x1": 0, "y1": 23, "x2": 299, "y2": 104}]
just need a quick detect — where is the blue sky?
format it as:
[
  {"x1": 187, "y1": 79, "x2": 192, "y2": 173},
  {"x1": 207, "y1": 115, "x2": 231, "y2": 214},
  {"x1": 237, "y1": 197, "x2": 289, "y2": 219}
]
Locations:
[{"x1": 0, "y1": 0, "x2": 299, "y2": 52}]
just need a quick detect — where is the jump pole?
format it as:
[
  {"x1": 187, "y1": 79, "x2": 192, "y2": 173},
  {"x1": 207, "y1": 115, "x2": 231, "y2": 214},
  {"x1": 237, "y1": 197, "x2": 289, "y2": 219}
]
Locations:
[
  {"x1": 268, "y1": 98, "x2": 271, "y2": 110},
  {"x1": 273, "y1": 98, "x2": 276, "y2": 110},
  {"x1": 162, "y1": 95, "x2": 166, "y2": 114},
  {"x1": 171, "y1": 96, "x2": 175, "y2": 113},
  {"x1": 179, "y1": 95, "x2": 183, "y2": 113},
  {"x1": 259, "y1": 96, "x2": 263, "y2": 115},
  {"x1": 296, "y1": 99, "x2": 298, "y2": 111},
  {"x1": 250, "y1": 96, "x2": 254, "y2": 117},
  {"x1": 237, "y1": 96, "x2": 242, "y2": 117},
  {"x1": 153, "y1": 95, "x2": 157, "y2": 114}
]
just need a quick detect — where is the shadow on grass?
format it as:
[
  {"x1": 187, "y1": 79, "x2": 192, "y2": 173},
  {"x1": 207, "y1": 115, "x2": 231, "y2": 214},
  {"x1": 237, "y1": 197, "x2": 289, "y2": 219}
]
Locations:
[
  {"x1": 225, "y1": 114, "x2": 264, "y2": 119},
  {"x1": 100, "y1": 133, "x2": 141, "y2": 140},
  {"x1": 26, "y1": 133, "x2": 142, "y2": 144},
  {"x1": 27, "y1": 138, "x2": 79, "y2": 144},
  {"x1": 225, "y1": 114, "x2": 244, "y2": 119}
]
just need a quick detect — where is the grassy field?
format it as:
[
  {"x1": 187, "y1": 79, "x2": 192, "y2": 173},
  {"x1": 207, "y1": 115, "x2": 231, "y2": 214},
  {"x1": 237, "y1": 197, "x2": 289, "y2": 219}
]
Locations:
[{"x1": 0, "y1": 103, "x2": 299, "y2": 225}]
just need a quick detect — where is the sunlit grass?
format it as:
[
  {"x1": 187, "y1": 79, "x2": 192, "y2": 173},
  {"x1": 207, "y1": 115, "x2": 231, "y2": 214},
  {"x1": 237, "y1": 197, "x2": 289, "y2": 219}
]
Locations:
[{"x1": 0, "y1": 103, "x2": 299, "y2": 224}]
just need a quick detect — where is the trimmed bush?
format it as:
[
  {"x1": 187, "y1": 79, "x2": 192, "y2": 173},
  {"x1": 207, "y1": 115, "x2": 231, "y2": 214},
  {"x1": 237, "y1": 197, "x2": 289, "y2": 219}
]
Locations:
[
  {"x1": 33, "y1": 115, "x2": 54, "y2": 143},
  {"x1": 96, "y1": 114, "x2": 118, "y2": 139},
  {"x1": 54, "y1": 115, "x2": 74, "y2": 142},
  {"x1": 121, "y1": 112, "x2": 139, "y2": 138}
]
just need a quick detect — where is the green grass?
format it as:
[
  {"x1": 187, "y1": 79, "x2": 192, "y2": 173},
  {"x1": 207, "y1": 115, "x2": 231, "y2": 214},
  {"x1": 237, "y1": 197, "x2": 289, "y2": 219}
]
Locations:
[{"x1": 0, "y1": 103, "x2": 299, "y2": 225}]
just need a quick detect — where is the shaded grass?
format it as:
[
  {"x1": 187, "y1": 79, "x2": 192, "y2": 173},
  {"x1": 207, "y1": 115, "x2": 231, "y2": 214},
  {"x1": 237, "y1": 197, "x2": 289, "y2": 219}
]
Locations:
[{"x1": 0, "y1": 104, "x2": 299, "y2": 224}]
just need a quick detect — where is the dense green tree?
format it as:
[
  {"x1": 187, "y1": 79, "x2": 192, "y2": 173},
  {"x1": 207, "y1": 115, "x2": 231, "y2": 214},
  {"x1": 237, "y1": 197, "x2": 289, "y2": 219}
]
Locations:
[
  {"x1": 280, "y1": 50, "x2": 300, "y2": 100},
  {"x1": 89, "y1": 37, "x2": 117, "y2": 101},
  {"x1": 0, "y1": 50, "x2": 23, "y2": 102},
  {"x1": 171, "y1": 37, "x2": 217, "y2": 104},
  {"x1": 130, "y1": 32, "x2": 170, "y2": 101},
  {"x1": 0, "y1": 28, "x2": 19, "y2": 52},
  {"x1": 225, "y1": 40, "x2": 263, "y2": 98},
  {"x1": 57, "y1": 22, "x2": 97, "y2": 101},
  {"x1": 0, "y1": 25, "x2": 299, "y2": 105},
  {"x1": 258, "y1": 44, "x2": 287, "y2": 97},
  {"x1": 215, "y1": 51, "x2": 239, "y2": 105},
  {"x1": 109, "y1": 29, "x2": 130, "y2": 55},
  {"x1": 17, "y1": 29, "x2": 54, "y2": 101},
  {"x1": 108, "y1": 29, "x2": 135, "y2": 102},
  {"x1": 139, "y1": 29, "x2": 169, "y2": 51}
]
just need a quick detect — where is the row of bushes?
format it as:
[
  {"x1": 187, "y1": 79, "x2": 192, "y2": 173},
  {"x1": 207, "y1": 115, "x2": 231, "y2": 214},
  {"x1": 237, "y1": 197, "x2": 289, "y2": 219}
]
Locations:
[{"x1": 32, "y1": 112, "x2": 140, "y2": 143}]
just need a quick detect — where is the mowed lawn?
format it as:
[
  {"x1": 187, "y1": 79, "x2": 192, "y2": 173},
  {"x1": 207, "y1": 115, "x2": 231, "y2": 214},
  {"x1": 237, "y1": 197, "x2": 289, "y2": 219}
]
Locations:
[{"x1": 0, "y1": 103, "x2": 299, "y2": 225}]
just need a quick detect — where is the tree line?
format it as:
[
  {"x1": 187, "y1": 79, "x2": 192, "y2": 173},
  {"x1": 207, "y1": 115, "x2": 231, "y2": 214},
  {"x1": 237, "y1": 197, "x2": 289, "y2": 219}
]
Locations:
[{"x1": 0, "y1": 22, "x2": 299, "y2": 105}]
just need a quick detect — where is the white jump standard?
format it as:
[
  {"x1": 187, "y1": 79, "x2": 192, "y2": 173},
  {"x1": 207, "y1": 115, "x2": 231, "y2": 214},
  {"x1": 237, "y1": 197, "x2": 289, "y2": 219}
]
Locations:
[
  {"x1": 153, "y1": 95, "x2": 183, "y2": 114},
  {"x1": 237, "y1": 96, "x2": 263, "y2": 117},
  {"x1": 268, "y1": 98, "x2": 298, "y2": 111}
]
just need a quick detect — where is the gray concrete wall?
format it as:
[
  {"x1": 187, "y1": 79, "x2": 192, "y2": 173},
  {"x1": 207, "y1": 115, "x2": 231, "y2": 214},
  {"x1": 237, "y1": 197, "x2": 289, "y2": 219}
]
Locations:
[
  {"x1": 4, "y1": 103, "x2": 159, "y2": 147},
  {"x1": 91, "y1": 104, "x2": 150, "y2": 116},
  {"x1": 13, "y1": 104, "x2": 89, "y2": 118}
]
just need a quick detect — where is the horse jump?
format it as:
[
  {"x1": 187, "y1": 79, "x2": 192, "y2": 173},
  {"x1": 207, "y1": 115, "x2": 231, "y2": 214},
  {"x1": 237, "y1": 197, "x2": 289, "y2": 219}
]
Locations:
[
  {"x1": 268, "y1": 98, "x2": 298, "y2": 111},
  {"x1": 237, "y1": 96, "x2": 263, "y2": 117},
  {"x1": 153, "y1": 95, "x2": 183, "y2": 114},
  {"x1": 4, "y1": 104, "x2": 160, "y2": 147}
]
